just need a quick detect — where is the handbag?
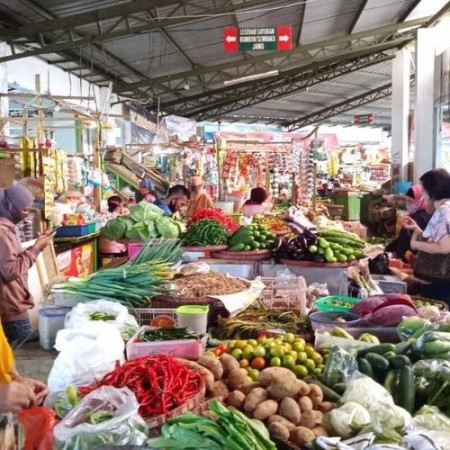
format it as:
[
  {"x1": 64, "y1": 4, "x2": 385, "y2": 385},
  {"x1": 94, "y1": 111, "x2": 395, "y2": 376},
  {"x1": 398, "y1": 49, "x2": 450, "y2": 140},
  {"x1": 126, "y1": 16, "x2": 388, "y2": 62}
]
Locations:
[
  {"x1": 414, "y1": 250, "x2": 450, "y2": 282},
  {"x1": 369, "y1": 252, "x2": 391, "y2": 275}
]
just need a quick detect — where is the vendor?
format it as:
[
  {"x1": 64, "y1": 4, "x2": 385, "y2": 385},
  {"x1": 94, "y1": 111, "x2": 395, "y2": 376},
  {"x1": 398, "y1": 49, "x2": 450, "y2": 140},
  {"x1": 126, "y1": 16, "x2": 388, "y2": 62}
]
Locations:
[
  {"x1": 186, "y1": 176, "x2": 214, "y2": 218},
  {"x1": 241, "y1": 187, "x2": 270, "y2": 217},
  {"x1": 154, "y1": 185, "x2": 191, "y2": 216},
  {"x1": 99, "y1": 196, "x2": 127, "y2": 259},
  {"x1": 0, "y1": 185, "x2": 54, "y2": 346},
  {"x1": 386, "y1": 185, "x2": 432, "y2": 261},
  {"x1": 136, "y1": 178, "x2": 156, "y2": 203}
]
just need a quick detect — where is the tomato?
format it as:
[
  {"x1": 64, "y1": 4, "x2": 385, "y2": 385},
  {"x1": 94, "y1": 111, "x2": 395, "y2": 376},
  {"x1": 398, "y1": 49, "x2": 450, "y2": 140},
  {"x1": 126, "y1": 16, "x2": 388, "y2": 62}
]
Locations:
[
  {"x1": 150, "y1": 315, "x2": 175, "y2": 328},
  {"x1": 251, "y1": 357, "x2": 266, "y2": 371}
]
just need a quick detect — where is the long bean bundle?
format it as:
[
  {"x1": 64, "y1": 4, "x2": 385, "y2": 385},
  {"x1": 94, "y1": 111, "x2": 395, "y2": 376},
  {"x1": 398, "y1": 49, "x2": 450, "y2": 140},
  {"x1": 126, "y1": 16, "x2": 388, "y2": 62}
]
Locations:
[{"x1": 53, "y1": 239, "x2": 182, "y2": 307}]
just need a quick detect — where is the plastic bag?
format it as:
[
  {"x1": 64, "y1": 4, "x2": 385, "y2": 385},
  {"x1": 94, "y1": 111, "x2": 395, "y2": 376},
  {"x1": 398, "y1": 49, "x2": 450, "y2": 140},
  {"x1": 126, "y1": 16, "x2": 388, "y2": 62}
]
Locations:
[
  {"x1": 53, "y1": 386, "x2": 147, "y2": 449},
  {"x1": 65, "y1": 300, "x2": 139, "y2": 342},
  {"x1": 47, "y1": 322, "x2": 125, "y2": 395},
  {"x1": 368, "y1": 252, "x2": 391, "y2": 275},
  {"x1": 18, "y1": 406, "x2": 58, "y2": 450},
  {"x1": 322, "y1": 346, "x2": 358, "y2": 387}
]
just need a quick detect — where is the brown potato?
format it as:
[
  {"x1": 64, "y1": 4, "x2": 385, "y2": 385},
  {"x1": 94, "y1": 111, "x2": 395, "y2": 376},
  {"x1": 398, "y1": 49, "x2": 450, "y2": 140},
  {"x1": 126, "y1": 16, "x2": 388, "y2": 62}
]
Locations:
[
  {"x1": 279, "y1": 397, "x2": 301, "y2": 425},
  {"x1": 244, "y1": 387, "x2": 268, "y2": 413},
  {"x1": 226, "y1": 390, "x2": 246, "y2": 409},
  {"x1": 299, "y1": 410, "x2": 317, "y2": 429},
  {"x1": 267, "y1": 415, "x2": 296, "y2": 432},
  {"x1": 297, "y1": 380, "x2": 311, "y2": 396},
  {"x1": 317, "y1": 401, "x2": 335, "y2": 413},
  {"x1": 219, "y1": 353, "x2": 240, "y2": 376},
  {"x1": 312, "y1": 426, "x2": 328, "y2": 438},
  {"x1": 290, "y1": 427, "x2": 315, "y2": 447},
  {"x1": 270, "y1": 377, "x2": 302, "y2": 399},
  {"x1": 239, "y1": 382, "x2": 261, "y2": 395},
  {"x1": 210, "y1": 381, "x2": 229, "y2": 400},
  {"x1": 227, "y1": 368, "x2": 248, "y2": 390},
  {"x1": 253, "y1": 399, "x2": 279, "y2": 421},
  {"x1": 268, "y1": 422, "x2": 290, "y2": 441},
  {"x1": 298, "y1": 396, "x2": 313, "y2": 412},
  {"x1": 308, "y1": 384, "x2": 324, "y2": 407},
  {"x1": 197, "y1": 355, "x2": 223, "y2": 380},
  {"x1": 314, "y1": 410, "x2": 323, "y2": 424},
  {"x1": 260, "y1": 367, "x2": 293, "y2": 387}
]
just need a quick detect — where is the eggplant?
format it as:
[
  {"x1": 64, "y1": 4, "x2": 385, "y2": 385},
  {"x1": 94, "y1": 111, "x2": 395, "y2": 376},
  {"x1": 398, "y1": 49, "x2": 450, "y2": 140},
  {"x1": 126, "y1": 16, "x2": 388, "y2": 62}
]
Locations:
[
  {"x1": 287, "y1": 222, "x2": 304, "y2": 236},
  {"x1": 296, "y1": 234, "x2": 308, "y2": 251},
  {"x1": 274, "y1": 237, "x2": 284, "y2": 252},
  {"x1": 312, "y1": 254, "x2": 325, "y2": 263}
]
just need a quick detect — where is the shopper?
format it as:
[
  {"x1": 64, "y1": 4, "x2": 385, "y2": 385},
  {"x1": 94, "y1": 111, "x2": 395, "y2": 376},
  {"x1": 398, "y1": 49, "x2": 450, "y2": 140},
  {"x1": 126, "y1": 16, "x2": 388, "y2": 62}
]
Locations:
[
  {"x1": 154, "y1": 185, "x2": 191, "y2": 215},
  {"x1": 241, "y1": 187, "x2": 271, "y2": 217},
  {"x1": 402, "y1": 169, "x2": 450, "y2": 301},
  {"x1": 136, "y1": 178, "x2": 156, "y2": 203},
  {"x1": 0, "y1": 184, "x2": 54, "y2": 346},
  {"x1": 99, "y1": 196, "x2": 127, "y2": 258},
  {"x1": 186, "y1": 176, "x2": 214, "y2": 218},
  {"x1": 386, "y1": 185, "x2": 432, "y2": 261}
]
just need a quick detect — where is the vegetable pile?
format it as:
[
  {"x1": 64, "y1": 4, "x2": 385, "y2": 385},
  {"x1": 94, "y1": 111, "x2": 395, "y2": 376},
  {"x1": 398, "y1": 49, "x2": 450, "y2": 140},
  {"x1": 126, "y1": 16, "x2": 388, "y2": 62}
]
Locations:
[
  {"x1": 53, "y1": 239, "x2": 182, "y2": 307},
  {"x1": 80, "y1": 355, "x2": 204, "y2": 417},
  {"x1": 181, "y1": 219, "x2": 230, "y2": 247},
  {"x1": 149, "y1": 400, "x2": 277, "y2": 450},
  {"x1": 228, "y1": 224, "x2": 276, "y2": 252},
  {"x1": 190, "y1": 355, "x2": 331, "y2": 448},
  {"x1": 253, "y1": 215, "x2": 291, "y2": 235},
  {"x1": 189, "y1": 208, "x2": 239, "y2": 234},
  {"x1": 136, "y1": 327, "x2": 202, "y2": 342},
  {"x1": 100, "y1": 201, "x2": 184, "y2": 241}
]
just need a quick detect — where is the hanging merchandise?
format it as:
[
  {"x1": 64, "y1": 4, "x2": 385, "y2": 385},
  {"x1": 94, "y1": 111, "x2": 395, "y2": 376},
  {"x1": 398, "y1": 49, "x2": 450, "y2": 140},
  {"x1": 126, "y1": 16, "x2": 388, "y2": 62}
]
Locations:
[
  {"x1": 328, "y1": 153, "x2": 340, "y2": 177},
  {"x1": 42, "y1": 156, "x2": 56, "y2": 220}
]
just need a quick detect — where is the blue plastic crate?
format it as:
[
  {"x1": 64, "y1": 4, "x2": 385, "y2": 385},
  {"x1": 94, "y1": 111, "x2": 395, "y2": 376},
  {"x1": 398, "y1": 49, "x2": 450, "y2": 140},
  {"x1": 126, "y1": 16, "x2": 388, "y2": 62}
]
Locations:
[{"x1": 55, "y1": 224, "x2": 90, "y2": 237}]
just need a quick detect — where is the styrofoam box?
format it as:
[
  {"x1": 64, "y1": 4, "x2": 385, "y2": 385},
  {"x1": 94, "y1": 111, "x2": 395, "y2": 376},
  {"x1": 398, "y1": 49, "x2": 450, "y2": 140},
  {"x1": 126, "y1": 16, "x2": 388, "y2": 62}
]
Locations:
[{"x1": 126, "y1": 326, "x2": 208, "y2": 360}]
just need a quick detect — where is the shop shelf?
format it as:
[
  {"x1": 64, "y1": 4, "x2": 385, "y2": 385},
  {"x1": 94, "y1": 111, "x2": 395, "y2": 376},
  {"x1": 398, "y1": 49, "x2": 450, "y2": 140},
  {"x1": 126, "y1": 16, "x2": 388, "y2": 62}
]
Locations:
[
  {"x1": 126, "y1": 326, "x2": 207, "y2": 360},
  {"x1": 55, "y1": 224, "x2": 90, "y2": 237}
]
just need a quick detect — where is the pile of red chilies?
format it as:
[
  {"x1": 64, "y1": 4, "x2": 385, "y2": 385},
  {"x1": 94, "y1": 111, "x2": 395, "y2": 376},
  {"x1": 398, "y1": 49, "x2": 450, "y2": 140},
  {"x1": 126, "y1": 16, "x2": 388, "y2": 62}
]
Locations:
[
  {"x1": 189, "y1": 208, "x2": 239, "y2": 234},
  {"x1": 80, "y1": 355, "x2": 203, "y2": 417}
]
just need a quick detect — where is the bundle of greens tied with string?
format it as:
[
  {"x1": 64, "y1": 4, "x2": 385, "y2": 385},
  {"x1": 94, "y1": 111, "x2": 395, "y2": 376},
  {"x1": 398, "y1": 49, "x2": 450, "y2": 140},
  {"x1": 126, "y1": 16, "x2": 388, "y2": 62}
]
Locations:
[{"x1": 52, "y1": 239, "x2": 182, "y2": 308}]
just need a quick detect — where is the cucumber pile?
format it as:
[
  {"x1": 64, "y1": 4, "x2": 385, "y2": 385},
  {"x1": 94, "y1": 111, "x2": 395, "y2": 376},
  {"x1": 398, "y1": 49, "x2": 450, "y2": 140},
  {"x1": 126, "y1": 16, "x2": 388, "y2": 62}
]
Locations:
[
  {"x1": 228, "y1": 224, "x2": 276, "y2": 251},
  {"x1": 311, "y1": 229, "x2": 366, "y2": 263}
]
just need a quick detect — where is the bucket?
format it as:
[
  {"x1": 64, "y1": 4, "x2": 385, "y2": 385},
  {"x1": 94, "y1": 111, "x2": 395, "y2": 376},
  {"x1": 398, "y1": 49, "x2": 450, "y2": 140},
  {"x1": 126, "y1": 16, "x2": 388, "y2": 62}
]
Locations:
[
  {"x1": 39, "y1": 307, "x2": 71, "y2": 350},
  {"x1": 393, "y1": 181, "x2": 412, "y2": 195},
  {"x1": 176, "y1": 305, "x2": 209, "y2": 334}
]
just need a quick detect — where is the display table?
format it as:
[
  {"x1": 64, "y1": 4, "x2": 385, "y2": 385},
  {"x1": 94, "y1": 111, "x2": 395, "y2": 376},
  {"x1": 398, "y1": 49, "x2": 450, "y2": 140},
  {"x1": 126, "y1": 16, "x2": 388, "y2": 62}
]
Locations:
[{"x1": 54, "y1": 232, "x2": 100, "y2": 276}]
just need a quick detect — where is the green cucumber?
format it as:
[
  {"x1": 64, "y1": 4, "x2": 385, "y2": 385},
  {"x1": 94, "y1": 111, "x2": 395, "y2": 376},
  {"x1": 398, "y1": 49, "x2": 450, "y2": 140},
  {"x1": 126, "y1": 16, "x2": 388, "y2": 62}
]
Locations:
[
  {"x1": 324, "y1": 247, "x2": 334, "y2": 263},
  {"x1": 229, "y1": 243, "x2": 245, "y2": 251},
  {"x1": 397, "y1": 366, "x2": 415, "y2": 413},
  {"x1": 357, "y1": 343, "x2": 396, "y2": 358},
  {"x1": 388, "y1": 355, "x2": 411, "y2": 369},
  {"x1": 382, "y1": 351, "x2": 396, "y2": 359},
  {"x1": 358, "y1": 358, "x2": 374, "y2": 378},
  {"x1": 307, "y1": 379, "x2": 341, "y2": 402},
  {"x1": 395, "y1": 342, "x2": 412, "y2": 355},
  {"x1": 365, "y1": 353, "x2": 390, "y2": 372},
  {"x1": 383, "y1": 369, "x2": 398, "y2": 396},
  {"x1": 318, "y1": 238, "x2": 330, "y2": 248},
  {"x1": 332, "y1": 382, "x2": 347, "y2": 395}
]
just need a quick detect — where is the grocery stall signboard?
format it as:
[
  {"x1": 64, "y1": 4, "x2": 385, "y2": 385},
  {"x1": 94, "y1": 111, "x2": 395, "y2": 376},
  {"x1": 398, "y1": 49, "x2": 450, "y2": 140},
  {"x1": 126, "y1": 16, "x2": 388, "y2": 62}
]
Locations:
[{"x1": 223, "y1": 26, "x2": 292, "y2": 52}]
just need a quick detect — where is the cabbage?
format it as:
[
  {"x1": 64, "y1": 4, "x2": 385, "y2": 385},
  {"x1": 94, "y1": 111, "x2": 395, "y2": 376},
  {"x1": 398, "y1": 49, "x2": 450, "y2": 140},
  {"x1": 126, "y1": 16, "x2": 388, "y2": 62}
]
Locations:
[
  {"x1": 116, "y1": 215, "x2": 136, "y2": 229},
  {"x1": 326, "y1": 402, "x2": 371, "y2": 439},
  {"x1": 155, "y1": 216, "x2": 180, "y2": 238},
  {"x1": 341, "y1": 375, "x2": 394, "y2": 410},
  {"x1": 125, "y1": 222, "x2": 151, "y2": 240},
  {"x1": 100, "y1": 218, "x2": 128, "y2": 240},
  {"x1": 130, "y1": 201, "x2": 164, "y2": 222}
]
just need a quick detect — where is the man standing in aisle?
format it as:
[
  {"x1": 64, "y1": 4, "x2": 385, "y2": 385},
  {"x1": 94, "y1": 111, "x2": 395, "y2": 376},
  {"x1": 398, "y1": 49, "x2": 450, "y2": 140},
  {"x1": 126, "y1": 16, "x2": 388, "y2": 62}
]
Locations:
[
  {"x1": 186, "y1": 176, "x2": 214, "y2": 218},
  {"x1": 154, "y1": 185, "x2": 191, "y2": 215}
]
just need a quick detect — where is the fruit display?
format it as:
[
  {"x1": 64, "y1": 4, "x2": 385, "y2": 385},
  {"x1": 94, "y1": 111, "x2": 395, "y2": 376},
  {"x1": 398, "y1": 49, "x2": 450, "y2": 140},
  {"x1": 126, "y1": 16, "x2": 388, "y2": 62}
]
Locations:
[
  {"x1": 228, "y1": 224, "x2": 276, "y2": 251},
  {"x1": 210, "y1": 334, "x2": 325, "y2": 382}
]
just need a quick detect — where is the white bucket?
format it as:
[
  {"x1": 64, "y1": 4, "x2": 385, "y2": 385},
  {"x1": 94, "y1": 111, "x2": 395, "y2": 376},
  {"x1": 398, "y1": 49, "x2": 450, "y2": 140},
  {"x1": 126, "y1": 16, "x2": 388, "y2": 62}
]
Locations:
[{"x1": 176, "y1": 305, "x2": 209, "y2": 334}]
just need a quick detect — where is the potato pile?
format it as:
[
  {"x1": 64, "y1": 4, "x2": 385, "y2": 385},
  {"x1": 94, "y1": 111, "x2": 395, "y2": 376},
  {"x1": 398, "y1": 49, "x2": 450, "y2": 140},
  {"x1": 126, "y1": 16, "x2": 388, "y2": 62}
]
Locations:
[{"x1": 180, "y1": 354, "x2": 334, "y2": 448}]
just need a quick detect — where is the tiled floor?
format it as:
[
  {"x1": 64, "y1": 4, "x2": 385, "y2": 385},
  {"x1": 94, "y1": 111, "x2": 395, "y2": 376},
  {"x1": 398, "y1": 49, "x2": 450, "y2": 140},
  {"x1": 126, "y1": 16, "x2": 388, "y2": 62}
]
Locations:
[{"x1": 14, "y1": 342, "x2": 56, "y2": 383}]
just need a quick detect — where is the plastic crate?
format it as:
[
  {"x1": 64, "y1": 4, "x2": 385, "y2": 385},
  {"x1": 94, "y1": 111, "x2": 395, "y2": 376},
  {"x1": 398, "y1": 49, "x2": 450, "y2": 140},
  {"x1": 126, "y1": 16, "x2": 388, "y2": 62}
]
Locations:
[
  {"x1": 133, "y1": 308, "x2": 177, "y2": 327},
  {"x1": 55, "y1": 224, "x2": 90, "y2": 237},
  {"x1": 258, "y1": 277, "x2": 306, "y2": 313},
  {"x1": 126, "y1": 326, "x2": 207, "y2": 360},
  {"x1": 87, "y1": 222, "x2": 96, "y2": 233},
  {"x1": 372, "y1": 275, "x2": 407, "y2": 294},
  {"x1": 52, "y1": 290, "x2": 86, "y2": 307},
  {"x1": 315, "y1": 295, "x2": 360, "y2": 313},
  {"x1": 332, "y1": 192, "x2": 361, "y2": 221}
]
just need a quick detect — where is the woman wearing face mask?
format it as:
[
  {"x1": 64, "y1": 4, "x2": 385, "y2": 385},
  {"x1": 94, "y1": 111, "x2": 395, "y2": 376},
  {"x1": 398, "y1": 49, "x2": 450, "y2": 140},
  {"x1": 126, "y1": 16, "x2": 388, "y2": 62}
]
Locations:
[
  {"x1": 0, "y1": 185, "x2": 54, "y2": 346},
  {"x1": 402, "y1": 169, "x2": 450, "y2": 301},
  {"x1": 385, "y1": 184, "x2": 432, "y2": 261}
]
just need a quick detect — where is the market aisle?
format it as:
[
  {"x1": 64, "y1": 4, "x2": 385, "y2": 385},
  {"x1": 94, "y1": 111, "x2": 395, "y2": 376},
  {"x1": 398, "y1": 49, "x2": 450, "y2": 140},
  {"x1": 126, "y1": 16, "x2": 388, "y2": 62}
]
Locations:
[{"x1": 14, "y1": 342, "x2": 56, "y2": 383}]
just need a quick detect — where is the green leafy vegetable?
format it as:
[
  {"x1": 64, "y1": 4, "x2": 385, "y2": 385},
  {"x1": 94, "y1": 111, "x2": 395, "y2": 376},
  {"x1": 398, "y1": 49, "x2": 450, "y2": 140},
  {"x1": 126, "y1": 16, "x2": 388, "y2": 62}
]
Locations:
[
  {"x1": 100, "y1": 218, "x2": 128, "y2": 241},
  {"x1": 130, "y1": 201, "x2": 164, "y2": 222},
  {"x1": 181, "y1": 219, "x2": 230, "y2": 247},
  {"x1": 125, "y1": 222, "x2": 152, "y2": 240},
  {"x1": 89, "y1": 410, "x2": 114, "y2": 425},
  {"x1": 156, "y1": 216, "x2": 180, "y2": 238}
]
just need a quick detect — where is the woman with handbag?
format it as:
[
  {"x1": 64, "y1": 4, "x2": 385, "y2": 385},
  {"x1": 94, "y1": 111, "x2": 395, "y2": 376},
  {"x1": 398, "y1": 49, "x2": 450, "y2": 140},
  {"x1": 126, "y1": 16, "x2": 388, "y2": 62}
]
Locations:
[{"x1": 402, "y1": 169, "x2": 450, "y2": 302}]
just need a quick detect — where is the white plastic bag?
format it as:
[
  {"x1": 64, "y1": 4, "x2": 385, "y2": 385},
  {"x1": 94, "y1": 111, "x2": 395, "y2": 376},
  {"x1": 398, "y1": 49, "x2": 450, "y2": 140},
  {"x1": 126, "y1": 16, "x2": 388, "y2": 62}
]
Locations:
[
  {"x1": 53, "y1": 386, "x2": 147, "y2": 449},
  {"x1": 65, "y1": 300, "x2": 139, "y2": 341},
  {"x1": 47, "y1": 322, "x2": 125, "y2": 394}
]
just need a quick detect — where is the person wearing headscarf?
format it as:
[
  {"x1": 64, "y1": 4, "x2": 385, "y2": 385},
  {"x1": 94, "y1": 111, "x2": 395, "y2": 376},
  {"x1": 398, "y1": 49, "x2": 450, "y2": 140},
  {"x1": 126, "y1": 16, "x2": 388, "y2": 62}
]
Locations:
[
  {"x1": 185, "y1": 176, "x2": 214, "y2": 218},
  {"x1": 242, "y1": 187, "x2": 269, "y2": 206},
  {"x1": 136, "y1": 178, "x2": 156, "y2": 203},
  {"x1": 385, "y1": 184, "x2": 432, "y2": 261},
  {"x1": 0, "y1": 185, "x2": 54, "y2": 345}
]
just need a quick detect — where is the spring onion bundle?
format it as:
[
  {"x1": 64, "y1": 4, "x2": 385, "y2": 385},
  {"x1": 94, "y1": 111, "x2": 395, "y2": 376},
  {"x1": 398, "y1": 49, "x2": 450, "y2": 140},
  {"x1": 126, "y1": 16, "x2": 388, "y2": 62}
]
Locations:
[{"x1": 53, "y1": 239, "x2": 182, "y2": 308}]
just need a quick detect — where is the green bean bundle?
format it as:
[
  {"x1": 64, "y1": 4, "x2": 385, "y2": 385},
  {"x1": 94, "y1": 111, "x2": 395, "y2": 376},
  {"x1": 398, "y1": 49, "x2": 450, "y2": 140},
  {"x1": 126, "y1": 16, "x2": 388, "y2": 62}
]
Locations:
[{"x1": 181, "y1": 219, "x2": 229, "y2": 247}]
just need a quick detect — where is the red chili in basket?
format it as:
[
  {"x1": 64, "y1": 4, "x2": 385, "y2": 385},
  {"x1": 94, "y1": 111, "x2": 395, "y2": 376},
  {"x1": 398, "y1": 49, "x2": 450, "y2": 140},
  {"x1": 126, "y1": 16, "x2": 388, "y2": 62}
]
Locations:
[
  {"x1": 80, "y1": 355, "x2": 203, "y2": 417},
  {"x1": 189, "y1": 208, "x2": 239, "y2": 234}
]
